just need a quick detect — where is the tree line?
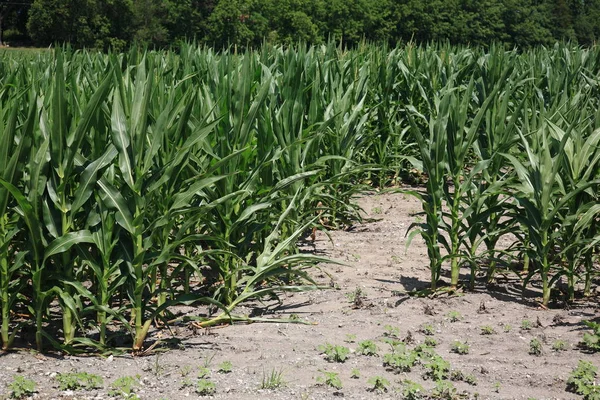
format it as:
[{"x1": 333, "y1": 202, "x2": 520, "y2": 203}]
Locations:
[{"x1": 1, "y1": 0, "x2": 599, "y2": 50}]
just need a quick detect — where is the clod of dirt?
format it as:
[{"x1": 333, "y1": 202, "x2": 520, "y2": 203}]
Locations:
[
  {"x1": 423, "y1": 304, "x2": 436, "y2": 315},
  {"x1": 477, "y1": 301, "x2": 489, "y2": 314}
]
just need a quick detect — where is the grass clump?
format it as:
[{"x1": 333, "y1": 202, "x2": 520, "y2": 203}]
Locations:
[{"x1": 260, "y1": 369, "x2": 285, "y2": 390}]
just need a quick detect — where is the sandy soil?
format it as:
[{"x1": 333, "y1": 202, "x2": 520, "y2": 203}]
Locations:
[{"x1": 1, "y1": 191, "x2": 599, "y2": 400}]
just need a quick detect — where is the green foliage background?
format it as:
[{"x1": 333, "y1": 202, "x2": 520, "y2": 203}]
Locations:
[{"x1": 2, "y1": 0, "x2": 600, "y2": 49}]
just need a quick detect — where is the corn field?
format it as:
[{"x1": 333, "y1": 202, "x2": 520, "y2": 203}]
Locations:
[{"x1": 0, "y1": 42, "x2": 599, "y2": 354}]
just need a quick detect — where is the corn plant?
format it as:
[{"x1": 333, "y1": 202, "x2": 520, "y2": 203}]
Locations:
[
  {"x1": 503, "y1": 113, "x2": 599, "y2": 306},
  {"x1": 0, "y1": 86, "x2": 34, "y2": 350}
]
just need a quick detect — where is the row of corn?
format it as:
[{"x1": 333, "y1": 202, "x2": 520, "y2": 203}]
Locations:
[{"x1": 0, "y1": 42, "x2": 598, "y2": 353}]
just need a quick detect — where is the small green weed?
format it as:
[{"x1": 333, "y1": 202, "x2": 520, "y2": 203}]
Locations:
[
  {"x1": 552, "y1": 339, "x2": 568, "y2": 351},
  {"x1": 381, "y1": 337, "x2": 405, "y2": 351},
  {"x1": 401, "y1": 379, "x2": 426, "y2": 400},
  {"x1": 109, "y1": 375, "x2": 140, "y2": 399},
  {"x1": 449, "y1": 370, "x2": 464, "y2": 381},
  {"x1": 581, "y1": 320, "x2": 600, "y2": 352},
  {"x1": 480, "y1": 325, "x2": 496, "y2": 335},
  {"x1": 413, "y1": 343, "x2": 437, "y2": 360},
  {"x1": 367, "y1": 376, "x2": 390, "y2": 393},
  {"x1": 529, "y1": 338, "x2": 543, "y2": 356},
  {"x1": 424, "y1": 355, "x2": 450, "y2": 381},
  {"x1": 357, "y1": 340, "x2": 378, "y2": 356},
  {"x1": 180, "y1": 378, "x2": 194, "y2": 388},
  {"x1": 493, "y1": 381, "x2": 501, "y2": 393},
  {"x1": 424, "y1": 337, "x2": 439, "y2": 347},
  {"x1": 8, "y1": 376, "x2": 36, "y2": 399},
  {"x1": 431, "y1": 380, "x2": 458, "y2": 399},
  {"x1": 521, "y1": 319, "x2": 533, "y2": 331},
  {"x1": 451, "y1": 340, "x2": 469, "y2": 355},
  {"x1": 421, "y1": 323, "x2": 435, "y2": 336},
  {"x1": 567, "y1": 360, "x2": 599, "y2": 399},
  {"x1": 503, "y1": 324, "x2": 512, "y2": 333},
  {"x1": 465, "y1": 374, "x2": 477, "y2": 386},
  {"x1": 383, "y1": 324, "x2": 401, "y2": 338},
  {"x1": 197, "y1": 367, "x2": 210, "y2": 378},
  {"x1": 447, "y1": 311, "x2": 462, "y2": 322},
  {"x1": 346, "y1": 287, "x2": 365, "y2": 305},
  {"x1": 383, "y1": 350, "x2": 418, "y2": 372},
  {"x1": 319, "y1": 343, "x2": 350, "y2": 363},
  {"x1": 344, "y1": 334, "x2": 357, "y2": 343},
  {"x1": 217, "y1": 361, "x2": 233, "y2": 373},
  {"x1": 317, "y1": 370, "x2": 343, "y2": 389},
  {"x1": 55, "y1": 372, "x2": 103, "y2": 391},
  {"x1": 196, "y1": 379, "x2": 216, "y2": 396},
  {"x1": 350, "y1": 368, "x2": 360, "y2": 379}
]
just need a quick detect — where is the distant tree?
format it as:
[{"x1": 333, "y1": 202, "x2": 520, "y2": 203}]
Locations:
[
  {"x1": 549, "y1": 0, "x2": 576, "y2": 41},
  {"x1": 571, "y1": 0, "x2": 600, "y2": 45},
  {"x1": 132, "y1": 0, "x2": 168, "y2": 46},
  {"x1": 27, "y1": 0, "x2": 133, "y2": 49},
  {"x1": 461, "y1": 0, "x2": 507, "y2": 46},
  {"x1": 164, "y1": 0, "x2": 215, "y2": 42},
  {"x1": 205, "y1": 0, "x2": 254, "y2": 48},
  {"x1": 502, "y1": 0, "x2": 554, "y2": 48},
  {"x1": 0, "y1": 0, "x2": 32, "y2": 46},
  {"x1": 252, "y1": 0, "x2": 321, "y2": 44}
]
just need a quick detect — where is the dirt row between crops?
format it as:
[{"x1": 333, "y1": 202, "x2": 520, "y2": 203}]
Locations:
[{"x1": 1, "y1": 191, "x2": 599, "y2": 400}]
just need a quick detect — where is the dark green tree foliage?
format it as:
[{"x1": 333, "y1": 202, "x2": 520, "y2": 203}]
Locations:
[
  {"x1": 0, "y1": 0, "x2": 31, "y2": 46},
  {"x1": 15, "y1": 0, "x2": 600, "y2": 49},
  {"x1": 253, "y1": 0, "x2": 321, "y2": 45},
  {"x1": 571, "y1": 0, "x2": 600, "y2": 44},
  {"x1": 204, "y1": 0, "x2": 254, "y2": 48},
  {"x1": 27, "y1": 0, "x2": 132, "y2": 49},
  {"x1": 502, "y1": 0, "x2": 554, "y2": 47},
  {"x1": 163, "y1": 0, "x2": 215, "y2": 42},
  {"x1": 132, "y1": 0, "x2": 168, "y2": 46}
]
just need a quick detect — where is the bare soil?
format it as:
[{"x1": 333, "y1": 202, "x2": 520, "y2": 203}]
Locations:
[{"x1": 1, "y1": 191, "x2": 599, "y2": 400}]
